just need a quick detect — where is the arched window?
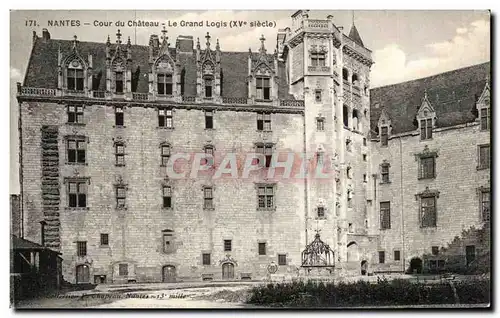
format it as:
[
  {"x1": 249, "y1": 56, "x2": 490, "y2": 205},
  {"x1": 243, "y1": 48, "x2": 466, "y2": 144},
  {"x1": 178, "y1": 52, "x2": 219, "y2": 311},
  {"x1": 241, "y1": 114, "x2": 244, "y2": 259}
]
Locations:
[
  {"x1": 352, "y1": 109, "x2": 359, "y2": 131},
  {"x1": 67, "y1": 59, "x2": 84, "y2": 91},
  {"x1": 162, "y1": 229, "x2": 174, "y2": 254},
  {"x1": 342, "y1": 68, "x2": 349, "y2": 82},
  {"x1": 352, "y1": 73, "x2": 359, "y2": 86},
  {"x1": 343, "y1": 105, "x2": 349, "y2": 128}
]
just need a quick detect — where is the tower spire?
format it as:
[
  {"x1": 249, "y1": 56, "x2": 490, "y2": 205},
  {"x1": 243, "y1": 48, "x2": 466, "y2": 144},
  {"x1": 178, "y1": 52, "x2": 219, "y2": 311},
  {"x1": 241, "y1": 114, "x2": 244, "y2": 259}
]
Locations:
[{"x1": 116, "y1": 29, "x2": 122, "y2": 45}]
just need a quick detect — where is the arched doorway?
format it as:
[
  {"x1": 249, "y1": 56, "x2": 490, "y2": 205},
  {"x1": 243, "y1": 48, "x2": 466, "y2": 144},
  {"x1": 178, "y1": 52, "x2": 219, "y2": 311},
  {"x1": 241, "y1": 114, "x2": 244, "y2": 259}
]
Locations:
[
  {"x1": 347, "y1": 241, "x2": 360, "y2": 262},
  {"x1": 360, "y1": 260, "x2": 368, "y2": 275},
  {"x1": 222, "y1": 262, "x2": 235, "y2": 280},
  {"x1": 76, "y1": 264, "x2": 90, "y2": 284},
  {"x1": 162, "y1": 265, "x2": 176, "y2": 283},
  {"x1": 409, "y1": 257, "x2": 423, "y2": 274}
]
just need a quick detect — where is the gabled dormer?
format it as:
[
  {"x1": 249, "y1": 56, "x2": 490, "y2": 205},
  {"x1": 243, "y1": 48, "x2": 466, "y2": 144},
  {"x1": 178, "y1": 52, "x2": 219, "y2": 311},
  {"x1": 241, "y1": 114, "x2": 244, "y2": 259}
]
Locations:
[
  {"x1": 416, "y1": 91, "x2": 436, "y2": 140},
  {"x1": 105, "y1": 30, "x2": 132, "y2": 98},
  {"x1": 248, "y1": 35, "x2": 279, "y2": 103},
  {"x1": 377, "y1": 108, "x2": 392, "y2": 147},
  {"x1": 57, "y1": 35, "x2": 92, "y2": 96},
  {"x1": 196, "y1": 32, "x2": 221, "y2": 102},
  {"x1": 149, "y1": 27, "x2": 181, "y2": 101},
  {"x1": 476, "y1": 78, "x2": 490, "y2": 131}
]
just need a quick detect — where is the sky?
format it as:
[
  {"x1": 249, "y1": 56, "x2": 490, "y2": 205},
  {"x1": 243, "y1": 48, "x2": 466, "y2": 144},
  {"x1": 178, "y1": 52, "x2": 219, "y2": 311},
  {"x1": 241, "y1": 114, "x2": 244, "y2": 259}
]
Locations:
[{"x1": 9, "y1": 10, "x2": 491, "y2": 193}]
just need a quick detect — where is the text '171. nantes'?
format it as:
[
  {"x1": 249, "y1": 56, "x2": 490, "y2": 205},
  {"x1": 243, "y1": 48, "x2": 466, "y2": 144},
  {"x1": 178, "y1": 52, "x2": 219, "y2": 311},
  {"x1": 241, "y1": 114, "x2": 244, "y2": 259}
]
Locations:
[{"x1": 167, "y1": 20, "x2": 276, "y2": 28}]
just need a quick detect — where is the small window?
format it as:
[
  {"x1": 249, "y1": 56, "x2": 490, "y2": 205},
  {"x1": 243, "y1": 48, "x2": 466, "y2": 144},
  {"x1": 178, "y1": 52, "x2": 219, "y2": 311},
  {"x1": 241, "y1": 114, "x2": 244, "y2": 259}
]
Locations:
[
  {"x1": 316, "y1": 152, "x2": 324, "y2": 165},
  {"x1": 68, "y1": 181, "x2": 87, "y2": 208},
  {"x1": 115, "y1": 106, "x2": 124, "y2": 127},
  {"x1": 67, "y1": 138, "x2": 86, "y2": 164},
  {"x1": 478, "y1": 144, "x2": 490, "y2": 169},
  {"x1": 202, "y1": 253, "x2": 211, "y2": 265},
  {"x1": 315, "y1": 90, "x2": 322, "y2": 102},
  {"x1": 205, "y1": 110, "x2": 214, "y2": 129},
  {"x1": 317, "y1": 206, "x2": 325, "y2": 218},
  {"x1": 115, "y1": 143, "x2": 125, "y2": 166},
  {"x1": 480, "y1": 107, "x2": 490, "y2": 130},
  {"x1": 224, "y1": 240, "x2": 232, "y2": 252},
  {"x1": 157, "y1": 73, "x2": 173, "y2": 95},
  {"x1": 67, "y1": 105, "x2": 84, "y2": 124},
  {"x1": 100, "y1": 234, "x2": 109, "y2": 246},
  {"x1": 380, "y1": 201, "x2": 391, "y2": 229},
  {"x1": 256, "y1": 144, "x2": 273, "y2": 168},
  {"x1": 115, "y1": 71, "x2": 124, "y2": 93},
  {"x1": 346, "y1": 138, "x2": 352, "y2": 152},
  {"x1": 342, "y1": 68, "x2": 349, "y2": 82},
  {"x1": 202, "y1": 146, "x2": 214, "y2": 167},
  {"x1": 204, "y1": 187, "x2": 214, "y2": 209},
  {"x1": 343, "y1": 105, "x2": 349, "y2": 127},
  {"x1": 481, "y1": 189, "x2": 490, "y2": 222},
  {"x1": 256, "y1": 77, "x2": 271, "y2": 100},
  {"x1": 394, "y1": 250, "x2": 400, "y2": 261},
  {"x1": 431, "y1": 246, "x2": 439, "y2": 255},
  {"x1": 119, "y1": 264, "x2": 128, "y2": 276},
  {"x1": 311, "y1": 52, "x2": 326, "y2": 67},
  {"x1": 77, "y1": 241, "x2": 87, "y2": 256},
  {"x1": 257, "y1": 113, "x2": 271, "y2": 131},
  {"x1": 363, "y1": 174, "x2": 367, "y2": 183},
  {"x1": 420, "y1": 119, "x2": 433, "y2": 140},
  {"x1": 278, "y1": 254, "x2": 287, "y2": 265},
  {"x1": 258, "y1": 242, "x2": 266, "y2": 255},
  {"x1": 378, "y1": 251, "x2": 385, "y2": 264},
  {"x1": 466, "y1": 245, "x2": 476, "y2": 266},
  {"x1": 420, "y1": 156, "x2": 435, "y2": 179},
  {"x1": 381, "y1": 164, "x2": 390, "y2": 183},
  {"x1": 348, "y1": 223, "x2": 353, "y2": 233},
  {"x1": 163, "y1": 186, "x2": 172, "y2": 209},
  {"x1": 163, "y1": 231, "x2": 174, "y2": 253},
  {"x1": 67, "y1": 67, "x2": 84, "y2": 91},
  {"x1": 363, "y1": 154, "x2": 367, "y2": 161},
  {"x1": 346, "y1": 166, "x2": 352, "y2": 179},
  {"x1": 116, "y1": 187, "x2": 126, "y2": 208},
  {"x1": 421, "y1": 196, "x2": 437, "y2": 228},
  {"x1": 258, "y1": 185, "x2": 275, "y2": 209},
  {"x1": 316, "y1": 118, "x2": 325, "y2": 131},
  {"x1": 363, "y1": 137, "x2": 367, "y2": 146},
  {"x1": 161, "y1": 144, "x2": 171, "y2": 167},
  {"x1": 380, "y1": 126, "x2": 388, "y2": 146},
  {"x1": 204, "y1": 77, "x2": 213, "y2": 98},
  {"x1": 159, "y1": 109, "x2": 173, "y2": 128}
]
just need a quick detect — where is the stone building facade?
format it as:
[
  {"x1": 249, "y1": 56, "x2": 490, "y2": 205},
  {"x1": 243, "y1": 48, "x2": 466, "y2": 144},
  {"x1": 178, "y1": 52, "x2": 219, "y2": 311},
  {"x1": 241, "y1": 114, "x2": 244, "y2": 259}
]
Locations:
[{"x1": 16, "y1": 10, "x2": 490, "y2": 283}]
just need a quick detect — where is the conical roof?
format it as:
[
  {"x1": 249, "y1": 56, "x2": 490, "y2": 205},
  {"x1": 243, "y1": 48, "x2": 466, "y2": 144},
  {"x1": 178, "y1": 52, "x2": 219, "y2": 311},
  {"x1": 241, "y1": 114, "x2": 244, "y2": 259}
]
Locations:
[{"x1": 348, "y1": 24, "x2": 364, "y2": 47}]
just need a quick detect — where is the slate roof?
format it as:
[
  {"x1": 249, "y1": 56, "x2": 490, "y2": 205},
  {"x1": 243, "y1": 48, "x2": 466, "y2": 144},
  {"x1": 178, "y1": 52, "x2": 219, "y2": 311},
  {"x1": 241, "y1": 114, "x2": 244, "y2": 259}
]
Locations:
[
  {"x1": 348, "y1": 24, "x2": 364, "y2": 47},
  {"x1": 369, "y1": 62, "x2": 490, "y2": 135},
  {"x1": 11, "y1": 235, "x2": 61, "y2": 254},
  {"x1": 23, "y1": 37, "x2": 294, "y2": 99}
]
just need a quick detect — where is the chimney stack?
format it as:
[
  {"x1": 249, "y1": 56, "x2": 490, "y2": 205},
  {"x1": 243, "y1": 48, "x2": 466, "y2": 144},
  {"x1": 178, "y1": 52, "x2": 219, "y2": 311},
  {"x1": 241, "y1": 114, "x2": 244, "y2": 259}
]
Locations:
[{"x1": 42, "y1": 28, "x2": 51, "y2": 41}]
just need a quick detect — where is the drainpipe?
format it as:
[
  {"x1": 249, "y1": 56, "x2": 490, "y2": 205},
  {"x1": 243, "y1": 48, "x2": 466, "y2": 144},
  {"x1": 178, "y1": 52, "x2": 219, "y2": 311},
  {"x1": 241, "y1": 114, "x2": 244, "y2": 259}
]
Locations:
[
  {"x1": 40, "y1": 220, "x2": 46, "y2": 246},
  {"x1": 400, "y1": 136, "x2": 405, "y2": 273},
  {"x1": 303, "y1": 112, "x2": 309, "y2": 246}
]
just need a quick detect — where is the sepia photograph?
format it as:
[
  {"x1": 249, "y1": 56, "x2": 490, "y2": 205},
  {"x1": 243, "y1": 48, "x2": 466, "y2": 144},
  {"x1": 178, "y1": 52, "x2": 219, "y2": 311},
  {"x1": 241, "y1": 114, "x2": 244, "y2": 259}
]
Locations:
[{"x1": 9, "y1": 8, "x2": 491, "y2": 309}]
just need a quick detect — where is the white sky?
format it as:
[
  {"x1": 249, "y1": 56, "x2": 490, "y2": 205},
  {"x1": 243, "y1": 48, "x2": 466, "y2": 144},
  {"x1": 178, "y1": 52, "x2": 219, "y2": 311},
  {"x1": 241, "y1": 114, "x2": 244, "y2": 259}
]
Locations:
[{"x1": 8, "y1": 10, "x2": 491, "y2": 193}]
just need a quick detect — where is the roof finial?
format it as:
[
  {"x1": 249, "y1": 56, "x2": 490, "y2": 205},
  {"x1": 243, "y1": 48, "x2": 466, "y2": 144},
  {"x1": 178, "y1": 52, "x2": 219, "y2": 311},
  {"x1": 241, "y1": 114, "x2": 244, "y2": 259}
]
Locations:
[
  {"x1": 352, "y1": 10, "x2": 355, "y2": 25},
  {"x1": 72, "y1": 35, "x2": 78, "y2": 50},
  {"x1": 106, "y1": 35, "x2": 111, "y2": 45},
  {"x1": 161, "y1": 25, "x2": 168, "y2": 46},
  {"x1": 424, "y1": 89, "x2": 428, "y2": 100},
  {"x1": 127, "y1": 36, "x2": 131, "y2": 46},
  {"x1": 314, "y1": 218, "x2": 321, "y2": 237},
  {"x1": 116, "y1": 29, "x2": 122, "y2": 45},
  {"x1": 259, "y1": 34, "x2": 266, "y2": 53},
  {"x1": 216, "y1": 38, "x2": 220, "y2": 50},
  {"x1": 196, "y1": 37, "x2": 200, "y2": 49},
  {"x1": 205, "y1": 32, "x2": 211, "y2": 48}
]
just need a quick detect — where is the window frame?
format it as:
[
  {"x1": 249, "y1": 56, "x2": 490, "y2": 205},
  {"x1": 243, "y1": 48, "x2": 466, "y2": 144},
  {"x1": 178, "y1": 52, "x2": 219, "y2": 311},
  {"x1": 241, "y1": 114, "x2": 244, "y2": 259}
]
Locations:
[
  {"x1": 420, "y1": 118, "x2": 433, "y2": 140},
  {"x1": 393, "y1": 250, "x2": 401, "y2": 261},
  {"x1": 419, "y1": 156, "x2": 436, "y2": 179},
  {"x1": 202, "y1": 253, "x2": 211, "y2": 265},
  {"x1": 310, "y1": 52, "x2": 326, "y2": 67},
  {"x1": 315, "y1": 89, "x2": 322, "y2": 103},
  {"x1": 378, "y1": 251, "x2": 385, "y2": 264},
  {"x1": 115, "y1": 106, "x2": 124, "y2": 127},
  {"x1": 204, "y1": 76, "x2": 213, "y2": 98},
  {"x1": 420, "y1": 195, "x2": 437, "y2": 228},
  {"x1": 380, "y1": 164, "x2": 390, "y2": 184},
  {"x1": 205, "y1": 110, "x2": 214, "y2": 129},
  {"x1": 67, "y1": 180, "x2": 88, "y2": 208},
  {"x1": 480, "y1": 188, "x2": 490, "y2": 222},
  {"x1": 163, "y1": 186, "x2": 172, "y2": 209},
  {"x1": 158, "y1": 109, "x2": 173, "y2": 128},
  {"x1": 66, "y1": 137, "x2": 87, "y2": 164},
  {"x1": 119, "y1": 263, "x2": 128, "y2": 276},
  {"x1": 316, "y1": 117, "x2": 325, "y2": 131},
  {"x1": 257, "y1": 112, "x2": 272, "y2": 131},
  {"x1": 480, "y1": 107, "x2": 490, "y2": 131},
  {"x1": 380, "y1": 126, "x2": 389, "y2": 146},
  {"x1": 258, "y1": 242, "x2": 267, "y2": 256},
  {"x1": 317, "y1": 206, "x2": 325, "y2": 219},
  {"x1": 67, "y1": 105, "x2": 84, "y2": 124},
  {"x1": 77, "y1": 241, "x2": 87, "y2": 257},
  {"x1": 161, "y1": 144, "x2": 171, "y2": 167},
  {"x1": 115, "y1": 71, "x2": 124, "y2": 93},
  {"x1": 257, "y1": 184, "x2": 276, "y2": 211},
  {"x1": 115, "y1": 186, "x2": 126, "y2": 209},
  {"x1": 157, "y1": 73, "x2": 173, "y2": 96},
  {"x1": 224, "y1": 239, "x2": 232, "y2": 252},
  {"x1": 256, "y1": 143, "x2": 273, "y2": 168},
  {"x1": 256, "y1": 76, "x2": 271, "y2": 100},
  {"x1": 380, "y1": 201, "x2": 391, "y2": 230},
  {"x1": 203, "y1": 187, "x2": 214, "y2": 210},
  {"x1": 478, "y1": 144, "x2": 490, "y2": 170},
  {"x1": 67, "y1": 67, "x2": 84, "y2": 91},
  {"x1": 278, "y1": 254, "x2": 287, "y2": 266},
  {"x1": 115, "y1": 143, "x2": 125, "y2": 166},
  {"x1": 163, "y1": 231, "x2": 174, "y2": 254},
  {"x1": 100, "y1": 234, "x2": 109, "y2": 246}
]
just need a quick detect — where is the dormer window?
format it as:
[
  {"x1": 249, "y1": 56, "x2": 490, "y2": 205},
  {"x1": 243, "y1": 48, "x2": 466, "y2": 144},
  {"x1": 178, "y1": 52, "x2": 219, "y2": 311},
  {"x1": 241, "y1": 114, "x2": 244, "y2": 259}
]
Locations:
[
  {"x1": 157, "y1": 73, "x2": 173, "y2": 95},
  {"x1": 380, "y1": 126, "x2": 388, "y2": 146},
  {"x1": 204, "y1": 77, "x2": 213, "y2": 98},
  {"x1": 480, "y1": 104, "x2": 490, "y2": 130},
  {"x1": 311, "y1": 52, "x2": 326, "y2": 67},
  {"x1": 67, "y1": 65, "x2": 84, "y2": 91},
  {"x1": 115, "y1": 71, "x2": 124, "y2": 93},
  {"x1": 420, "y1": 119, "x2": 433, "y2": 140},
  {"x1": 256, "y1": 77, "x2": 271, "y2": 100}
]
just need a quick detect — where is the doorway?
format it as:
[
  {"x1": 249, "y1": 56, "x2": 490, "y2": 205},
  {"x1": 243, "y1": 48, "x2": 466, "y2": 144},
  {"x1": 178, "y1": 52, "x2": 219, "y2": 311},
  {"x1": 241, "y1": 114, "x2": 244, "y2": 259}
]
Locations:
[
  {"x1": 162, "y1": 265, "x2": 176, "y2": 283},
  {"x1": 76, "y1": 264, "x2": 90, "y2": 284},
  {"x1": 360, "y1": 260, "x2": 368, "y2": 275},
  {"x1": 409, "y1": 257, "x2": 423, "y2": 274},
  {"x1": 222, "y1": 262, "x2": 235, "y2": 280}
]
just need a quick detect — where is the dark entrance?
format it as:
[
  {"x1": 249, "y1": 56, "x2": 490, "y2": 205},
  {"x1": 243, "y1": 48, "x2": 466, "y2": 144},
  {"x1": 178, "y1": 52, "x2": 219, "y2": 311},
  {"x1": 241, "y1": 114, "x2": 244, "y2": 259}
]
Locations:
[
  {"x1": 162, "y1": 265, "x2": 176, "y2": 283},
  {"x1": 360, "y1": 260, "x2": 368, "y2": 275},
  {"x1": 222, "y1": 263, "x2": 235, "y2": 279},
  {"x1": 76, "y1": 264, "x2": 90, "y2": 284},
  {"x1": 409, "y1": 257, "x2": 423, "y2": 274},
  {"x1": 94, "y1": 275, "x2": 106, "y2": 284}
]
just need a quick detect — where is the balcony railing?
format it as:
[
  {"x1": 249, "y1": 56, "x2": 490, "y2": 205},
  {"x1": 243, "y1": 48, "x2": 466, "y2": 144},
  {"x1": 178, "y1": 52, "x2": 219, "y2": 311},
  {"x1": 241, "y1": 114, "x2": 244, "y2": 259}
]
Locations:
[
  {"x1": 308, "y1": 66, "x2": 331, "y2": 73},
  {"x1": 222, "y1": 97, "x2": 248, "y2": 104},
  {"x1": 182, "y1": 96, "x2": 196, "y2": 102},
  {"x1": 132, "y1": 92, "x2": 149, "y2": 101},
  {"x1": 93, "y1": 91, "x2": 105, "y2": 98},
  {"x1": 20, "y1": 87, "x2": 56, "y2": 96},
  {"x1": 280, "y1": 100, "x2": 305, "y2": 107}
]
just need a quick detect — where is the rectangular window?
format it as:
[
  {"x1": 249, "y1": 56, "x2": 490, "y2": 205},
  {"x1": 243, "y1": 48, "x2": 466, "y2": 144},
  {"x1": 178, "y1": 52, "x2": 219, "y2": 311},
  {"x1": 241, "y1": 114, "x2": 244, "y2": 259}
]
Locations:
[
  {"x1": 315, "y1": 90, "x2": 322, "y2": 102},
  {"x1": 202, "y1": 253, "x2": 211, "y2": 265},
  {"x1": 161, "y1": 145, "x2": 171, "y2": 166},
  {"x1": 116, "y1": 187, "x2": 126, "y2": 208},
  {"x1": 420, "y1": 157, "x2": 435, "y2": 179},
  {"x1": 310, "y1": 52, "x2": 326, "y2": 67},
  {"x1": 481, "y1": 189, "x2": 490, "y2": 222},
  {"x1": 363, "y1": 137, "x2": 367, "y2": 146},
  {"x1": 381, "y1": 126, "x2": 388, "y2": 146},
  {"x1": 115, "y1": 106, "x2": 124, "y2": 127},
  {"x1": 278, "y1": 254, "x2": 287, "y2": 265},
  {"x1": 258, "y1": 185, "x2": 275, "y2": 209},
  {"x1": 205, "y1": 110, "x2": 214, "y2": 129},
  {"x1": 432, "y1": 246, "x2": 439, "y2": 255},
  {"x1": 163, "y1": 232, "x2": 174, "y2": 253},
  {"x1": 115, "y1": 72, "x2": 124, "y2": 93},
  {"x1": 67, "y1": 138, "x2": 86, "y2": 164},
  {"x1": 163, "y1": 186, "x2": 172, "y2": 209},
  {"x1": 316, "y1": 118, "x2": 325, "y2": 131},
  {"x1": 480, "y1": 108, "x2": 490, "y2": 130},
  {"x1": 317, "y1": 206, "x2": 325, "y2": 218},
  {"x1": 421, "y1": 196, "x2": 437, "y2": 228},
  {"x1": 100, "y1": 234, "x2": 109, "y2": 246},
  {"x1": 257, "y1": 113, "x2": 271, "y2": 131},
  {"x1": 224, "y1": 239, "x2": 232, "y2": 252},
  {"x1": 204, "y1": 187, "x2": 213, "y2": 209},
  {"x1": 158, "y1": 109, "x2": 173, "y2": 128},
  {"x1": 68, "y1": 181, "x2": 87, "y2": 208},
  {"x1": 256, "y1": 77, "x2": 271, "y2": 100},
  {"x1": 378, "y1": 251, "x2": 385, "y2": 264},
  {"x1": 478, "y1": 144, "x2": 490, "y2": 169},
  {"x1": 363, "y1": 174, "x2": 367, "y2": 183},
  {"x1": 157, "y1": 74, "x2": 173, "y2": 95},
  {"x1": 380, "y1": 201, "x2": 391, "y2": 229},
  {"x1": 381, "y1": 165, "x2": 390, "y2": 183},
  {"x1": 363, "y1": 154, "x2": 367, "y2": 161},
  {"x1": 204, "y1": 78, "x2": 213, "y2": 98},
  {"x1": 67, "y1": 69, "x2": 84, "y2": 91},
  {"x1": 466, "y1": 245, "x2": 476, "y2": 266},
  {"x1": 256, "y1": 144, "x2": 273, "y2": 168},
  {"x1": 420, "y1": 119, "x2": 433, "y2": 140},
  {"x1": 67, "y1": 105, "x2": 84, "y2": 123},
  {"x1": 258, "y1": 242, "x2": 266, "y2": 255},
  {"x1": 77, "y1": 241, "x2": 87, "y2": 256},
  {"x1": 394, "y1": 250, "x2": 400, "y2": 261},
  {"x1": 115, "y1": 144, "x2": 125, "y2": 166},
  {"x1": 119, "y1": 264, "x2": 128, "y2": 276}
]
